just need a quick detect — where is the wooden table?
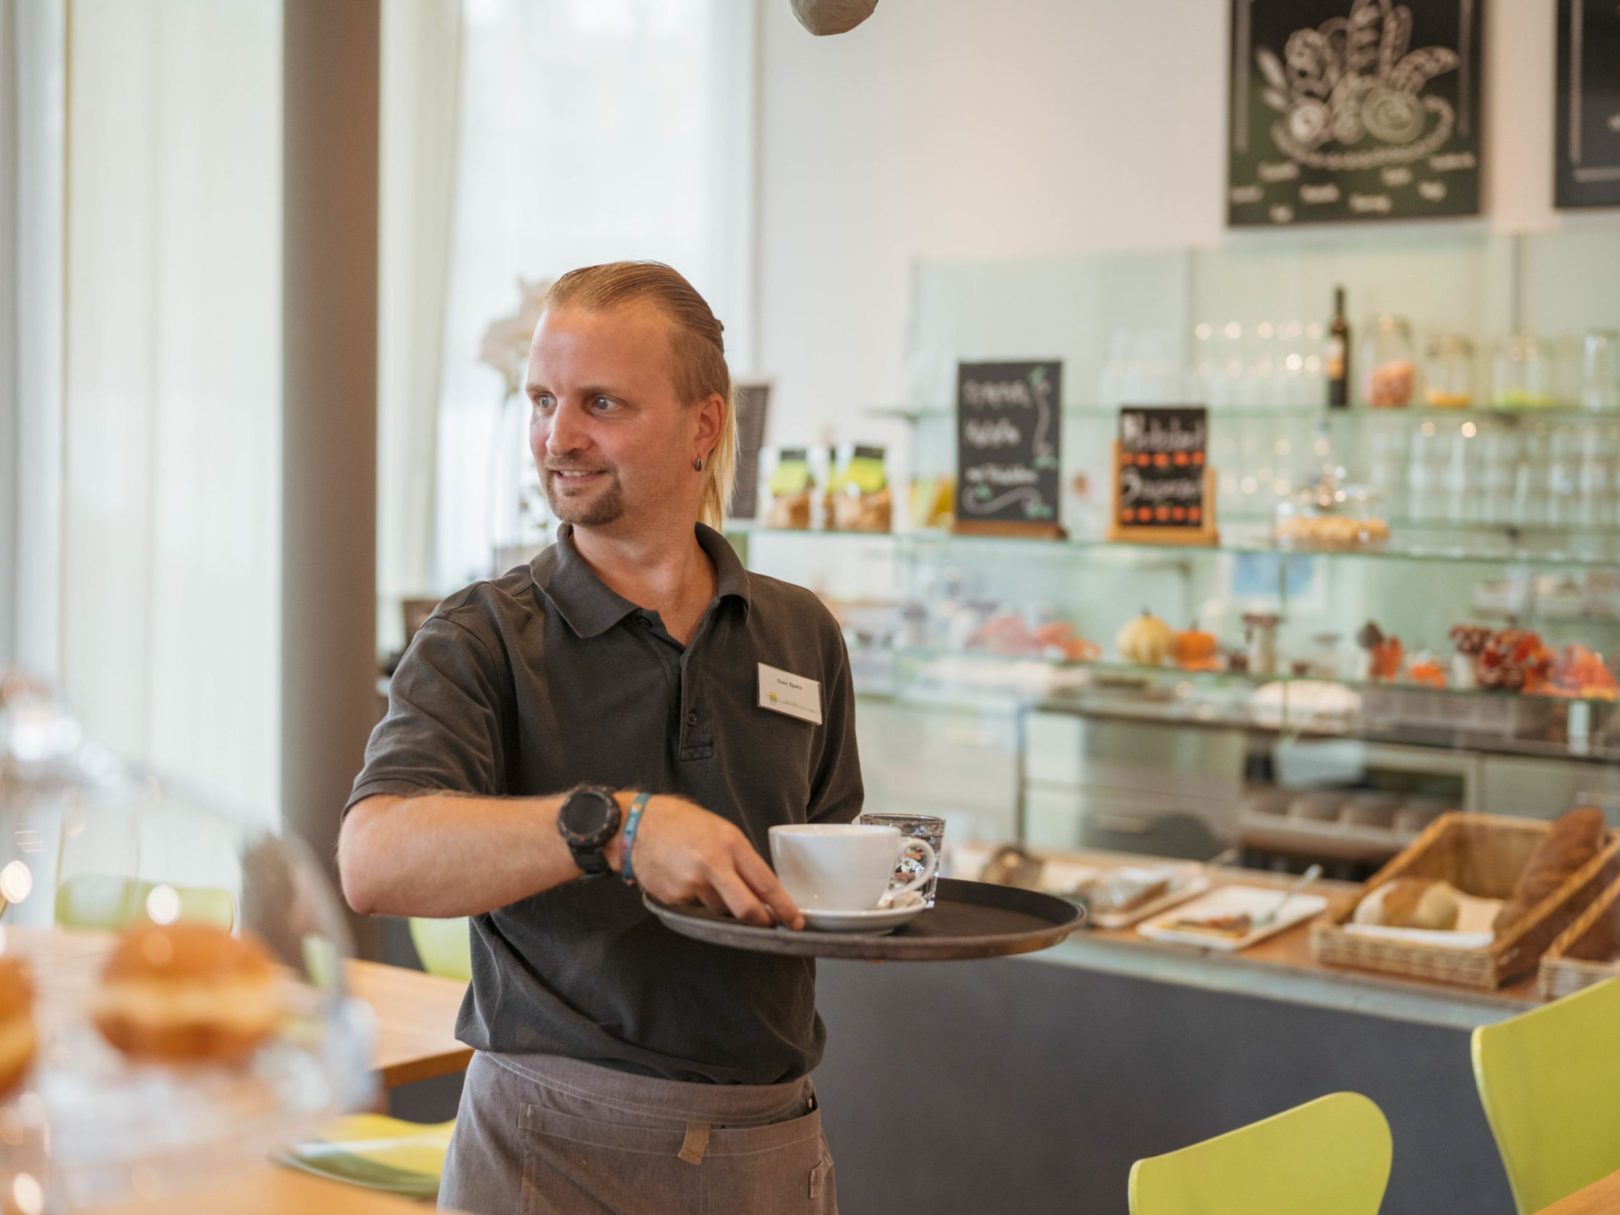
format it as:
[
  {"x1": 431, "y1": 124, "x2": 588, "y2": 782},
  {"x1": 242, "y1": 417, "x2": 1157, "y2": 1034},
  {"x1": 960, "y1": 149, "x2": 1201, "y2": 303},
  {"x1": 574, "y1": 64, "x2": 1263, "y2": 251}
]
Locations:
[
  {"x1": 1540, "y1": 1169, "x2": 1620, "y2": 1214},
  {"x1": 88, "y1": 1163, "x2": 467, "y2": 1213},
  {"x1": 347, "y1": 956, "x2": 471, "y2": 1086}
]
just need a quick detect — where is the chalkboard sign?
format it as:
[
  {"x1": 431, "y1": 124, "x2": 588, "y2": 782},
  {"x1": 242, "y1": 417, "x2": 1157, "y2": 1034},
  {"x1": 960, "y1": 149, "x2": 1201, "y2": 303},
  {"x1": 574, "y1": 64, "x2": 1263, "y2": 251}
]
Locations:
[
  {"x1": 1228, "y1": 0, "x2": 1482, "y2": 226},
  {"x1": 953, "y1": 360, "x2": 1064, "y2": 537},
  {"x1": 1107, "y1": 407, "x2": 1219, "y2": 546},
  {"x1": 1556, "y1": 0, "x2": 1620, "y2": 209}
]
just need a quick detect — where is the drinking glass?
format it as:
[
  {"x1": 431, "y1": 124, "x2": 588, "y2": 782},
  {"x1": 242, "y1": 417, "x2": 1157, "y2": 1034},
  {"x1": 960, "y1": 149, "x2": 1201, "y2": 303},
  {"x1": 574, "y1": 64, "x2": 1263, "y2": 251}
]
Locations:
[
  {"x1": 857, "y1": 812, "x2": 946, "y2": 907},
  {"x1": 1581, "y1": 330, "x2": 1620, "y2": 411}
]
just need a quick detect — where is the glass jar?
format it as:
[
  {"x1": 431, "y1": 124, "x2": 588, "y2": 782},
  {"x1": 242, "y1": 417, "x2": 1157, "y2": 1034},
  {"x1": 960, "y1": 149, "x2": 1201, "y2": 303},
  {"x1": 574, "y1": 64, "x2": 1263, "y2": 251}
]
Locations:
[
  {"x1": 1492, "y1": 333, "x2": 1557, "y2": 409},
  {"x1": 1423, "y1": 333, "x2": 1475, "y2": 408},
  {"x1": 1581, "y1": 329, "x2": 1620, "y2": 410},
  {"x1": 1361, "y1": 315, "x2": 1416, "y2": 409}
]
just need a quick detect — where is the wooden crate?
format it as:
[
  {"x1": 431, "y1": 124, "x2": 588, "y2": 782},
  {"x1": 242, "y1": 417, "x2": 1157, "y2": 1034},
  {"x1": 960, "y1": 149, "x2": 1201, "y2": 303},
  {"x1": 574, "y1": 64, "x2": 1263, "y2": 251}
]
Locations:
[
  {"x1": 1309, "y1": 811, "x2": 1620, "y2": 991},
  {"x1": 1539, "y1": 872, "x2": 1620, "y2": 1001}
]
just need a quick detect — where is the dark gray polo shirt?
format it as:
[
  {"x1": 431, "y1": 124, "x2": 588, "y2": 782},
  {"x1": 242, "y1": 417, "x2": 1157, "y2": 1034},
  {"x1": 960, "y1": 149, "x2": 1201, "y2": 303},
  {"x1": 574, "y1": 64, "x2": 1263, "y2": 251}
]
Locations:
[{"x1": 347, "y1": 523, "x2": 863, "y2": 1084}]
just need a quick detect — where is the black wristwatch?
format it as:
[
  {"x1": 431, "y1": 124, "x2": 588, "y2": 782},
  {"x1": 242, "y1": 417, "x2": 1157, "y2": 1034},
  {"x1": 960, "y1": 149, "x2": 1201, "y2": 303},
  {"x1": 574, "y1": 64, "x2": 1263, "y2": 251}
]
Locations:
[{"x1": 557, "y1": 784, "x2": 621, "y2": 877}]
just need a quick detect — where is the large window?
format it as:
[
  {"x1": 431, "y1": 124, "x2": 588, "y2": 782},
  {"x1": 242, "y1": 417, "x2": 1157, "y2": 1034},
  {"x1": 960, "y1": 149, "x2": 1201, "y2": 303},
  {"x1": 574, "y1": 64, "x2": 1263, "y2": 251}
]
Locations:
[{"x1": 379, "y1": 0, "x2": 756, "y2": 625}]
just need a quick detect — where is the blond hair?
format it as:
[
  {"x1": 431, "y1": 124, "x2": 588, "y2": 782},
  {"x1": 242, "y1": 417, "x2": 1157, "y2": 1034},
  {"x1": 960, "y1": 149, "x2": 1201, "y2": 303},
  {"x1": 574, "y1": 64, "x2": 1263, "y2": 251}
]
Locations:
[{"x1": 544, "y1": 262, "x2": 736, "y2": 530}]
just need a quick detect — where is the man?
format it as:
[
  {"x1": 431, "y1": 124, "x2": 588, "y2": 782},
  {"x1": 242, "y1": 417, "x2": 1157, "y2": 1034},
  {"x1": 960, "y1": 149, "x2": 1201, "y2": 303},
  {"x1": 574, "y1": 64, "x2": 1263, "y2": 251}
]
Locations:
[{"x1": 339, "y1": 261, "x2": 861, "y2": 1215}]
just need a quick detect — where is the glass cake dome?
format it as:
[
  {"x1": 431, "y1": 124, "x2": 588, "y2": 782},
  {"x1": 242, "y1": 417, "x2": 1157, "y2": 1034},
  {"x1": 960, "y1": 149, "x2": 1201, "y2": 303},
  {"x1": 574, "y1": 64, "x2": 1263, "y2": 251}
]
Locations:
[{"x1": 0, "y1": 672, "x2": 374, "y2": 1211}]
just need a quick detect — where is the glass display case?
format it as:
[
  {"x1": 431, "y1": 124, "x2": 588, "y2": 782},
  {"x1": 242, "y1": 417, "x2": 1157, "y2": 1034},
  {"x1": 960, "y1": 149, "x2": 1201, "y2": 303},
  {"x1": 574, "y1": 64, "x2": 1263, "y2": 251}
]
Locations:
[{"x1": 735, "y1": 221, "x2": 1620, "y2": 881}]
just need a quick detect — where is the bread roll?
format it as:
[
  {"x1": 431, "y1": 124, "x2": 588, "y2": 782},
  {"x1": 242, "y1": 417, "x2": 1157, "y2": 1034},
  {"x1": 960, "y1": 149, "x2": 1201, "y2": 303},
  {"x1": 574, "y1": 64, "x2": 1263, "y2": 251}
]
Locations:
[
  {"x1": 1494, "y1": 806, "x2": 1607, "y2": 934},
  {"x1": 92, "y1": 921, "x2": 281, "y2": 1064},
  {"x1": 0, "y1": 958, "x2": 36, "y2": 1096},
  {"x1": 1353, "y1": 877, "x2": 1461, "y2": 930}
]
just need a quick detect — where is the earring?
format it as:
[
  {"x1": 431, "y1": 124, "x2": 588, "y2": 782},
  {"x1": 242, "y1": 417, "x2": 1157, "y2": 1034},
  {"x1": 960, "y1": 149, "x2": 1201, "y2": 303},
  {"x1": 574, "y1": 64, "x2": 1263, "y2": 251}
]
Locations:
[{"x1": 693, "y1": 456, "x2": 705, "y2": 472}]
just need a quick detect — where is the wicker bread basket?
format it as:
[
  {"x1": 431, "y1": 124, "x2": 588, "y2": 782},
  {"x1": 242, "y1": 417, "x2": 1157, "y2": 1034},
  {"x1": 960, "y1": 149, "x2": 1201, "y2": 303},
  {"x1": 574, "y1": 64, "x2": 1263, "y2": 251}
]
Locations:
[
  {"x1": 1310, "y1": 811, "x2": 1620, "y2": 991},
  {"x1": 1539, "y1": 871, "x2": 1620, "y2": 1001}
]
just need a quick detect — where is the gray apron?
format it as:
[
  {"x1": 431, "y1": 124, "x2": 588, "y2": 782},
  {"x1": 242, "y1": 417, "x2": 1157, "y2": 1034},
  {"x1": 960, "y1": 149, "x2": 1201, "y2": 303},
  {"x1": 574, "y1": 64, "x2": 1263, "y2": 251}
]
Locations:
[{"x1": 440, "y1": 1051, "x2": 838, "y2": 1215}]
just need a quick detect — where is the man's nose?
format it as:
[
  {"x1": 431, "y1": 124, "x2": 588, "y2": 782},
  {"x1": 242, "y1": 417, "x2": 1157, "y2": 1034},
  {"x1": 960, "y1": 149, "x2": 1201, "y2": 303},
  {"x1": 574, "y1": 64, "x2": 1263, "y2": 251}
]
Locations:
[{"x1": 544, "y1": 400, "x2": 589, "y2": 456}]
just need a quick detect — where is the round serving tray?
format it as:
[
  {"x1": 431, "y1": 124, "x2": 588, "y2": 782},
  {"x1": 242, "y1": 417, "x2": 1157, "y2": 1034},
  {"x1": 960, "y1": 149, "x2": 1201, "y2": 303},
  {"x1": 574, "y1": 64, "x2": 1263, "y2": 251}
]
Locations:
[{"x1": 644, "y1": 878, "x2": 1082, "y2": 960}]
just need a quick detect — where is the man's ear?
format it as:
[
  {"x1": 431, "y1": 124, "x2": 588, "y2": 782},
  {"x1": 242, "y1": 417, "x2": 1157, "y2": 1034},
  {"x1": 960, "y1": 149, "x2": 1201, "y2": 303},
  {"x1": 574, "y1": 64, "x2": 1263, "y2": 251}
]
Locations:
[{"x1": 693, "y1": 391, "x2": 725, "y2": 452}]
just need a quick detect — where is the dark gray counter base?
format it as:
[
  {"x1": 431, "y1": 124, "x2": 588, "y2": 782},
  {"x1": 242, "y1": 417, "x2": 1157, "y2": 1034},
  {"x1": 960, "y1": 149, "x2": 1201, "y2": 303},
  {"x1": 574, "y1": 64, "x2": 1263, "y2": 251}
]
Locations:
[{"x1": 812, "y1": 955, "x2": 1514, "y2": 1215}]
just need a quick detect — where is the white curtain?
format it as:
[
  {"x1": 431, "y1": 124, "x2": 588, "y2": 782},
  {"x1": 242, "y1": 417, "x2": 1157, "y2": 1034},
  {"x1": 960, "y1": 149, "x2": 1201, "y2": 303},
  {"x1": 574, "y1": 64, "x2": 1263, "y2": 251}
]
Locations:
[
  {"x1": 378, "y1": 0, "x2": 465, "y2": 652},
  {"x1": 3, "y1": 0, "x2": 67, "y2": 677},
  {"x1": 54, "y1": 0, "x2": 282, "y2": 822},
  {"x1": 431, "y1": 0, "x2": 757, "y2": 588}
]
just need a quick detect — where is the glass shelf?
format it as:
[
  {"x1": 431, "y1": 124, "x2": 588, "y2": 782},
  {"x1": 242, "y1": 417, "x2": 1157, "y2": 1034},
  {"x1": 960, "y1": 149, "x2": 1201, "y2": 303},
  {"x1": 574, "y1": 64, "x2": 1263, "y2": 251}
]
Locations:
[
  {"x1": 734, "y1": 523, "x2": 1620, "y2": 570},
  {"x1": 863, "y1": 404, "x2": 1620, "y2": 426},
  {"x1": 850, "y1": 644, "x2": 1620, "y2": 763},
  {"x1": 862, "y1": 643, "x2": 1619, "y2": 708}
]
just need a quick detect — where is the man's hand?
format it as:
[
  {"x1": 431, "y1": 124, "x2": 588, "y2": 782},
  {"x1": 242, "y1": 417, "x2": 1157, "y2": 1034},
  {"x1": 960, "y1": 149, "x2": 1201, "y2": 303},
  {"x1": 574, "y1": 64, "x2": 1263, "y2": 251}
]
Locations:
[{"x1": 614, "y1": 795, "x2": 805, "y2": 930}]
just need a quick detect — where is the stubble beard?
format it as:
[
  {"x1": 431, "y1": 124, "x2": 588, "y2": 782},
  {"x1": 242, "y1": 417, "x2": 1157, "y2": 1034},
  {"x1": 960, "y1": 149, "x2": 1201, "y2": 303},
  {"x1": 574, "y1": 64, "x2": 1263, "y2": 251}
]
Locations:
[{"x1": 544, "y1": 469, "x2": 625, "y2": 527}]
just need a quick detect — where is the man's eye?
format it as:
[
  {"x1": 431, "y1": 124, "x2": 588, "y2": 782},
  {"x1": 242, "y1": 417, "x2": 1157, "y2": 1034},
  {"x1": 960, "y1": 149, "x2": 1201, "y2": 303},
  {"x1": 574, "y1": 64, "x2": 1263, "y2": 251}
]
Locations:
[
  {"x1": 531, "y1": 394, "x2": 555, "y2": 411},
  {"x1": 590, "y1": 395, "x2": 616, "y2": 411}
]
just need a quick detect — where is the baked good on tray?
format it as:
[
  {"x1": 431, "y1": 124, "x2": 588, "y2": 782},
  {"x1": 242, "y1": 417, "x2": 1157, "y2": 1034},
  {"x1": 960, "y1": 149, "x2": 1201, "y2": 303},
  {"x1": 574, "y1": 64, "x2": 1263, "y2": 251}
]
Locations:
[
  {"x1": 1494, "y1": 807, "x2": 1606, "y2": 935},
  {"x1": 0, "y1": 958, "x2": 37, "y2": 1096},
  {"x1": 1353, "y1": 877, "x2": 1461, "y2": 931},
  {"x1": 92, "y1": 921, "x2": 281, "y2": 1064}
]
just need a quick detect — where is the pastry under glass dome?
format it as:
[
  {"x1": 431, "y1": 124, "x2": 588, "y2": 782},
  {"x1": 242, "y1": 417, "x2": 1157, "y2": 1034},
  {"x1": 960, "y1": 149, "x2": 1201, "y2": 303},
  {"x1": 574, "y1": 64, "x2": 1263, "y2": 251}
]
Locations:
[{"x1": 0, "y1": 673, "x2": 374, "y2": 1212}]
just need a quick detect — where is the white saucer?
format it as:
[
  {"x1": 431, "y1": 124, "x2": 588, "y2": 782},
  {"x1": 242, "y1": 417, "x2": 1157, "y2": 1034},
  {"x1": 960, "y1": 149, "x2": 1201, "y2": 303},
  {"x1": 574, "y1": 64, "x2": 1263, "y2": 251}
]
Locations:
[{"x1": 798, "y1": 903, "x2": 927, "y2": 934}]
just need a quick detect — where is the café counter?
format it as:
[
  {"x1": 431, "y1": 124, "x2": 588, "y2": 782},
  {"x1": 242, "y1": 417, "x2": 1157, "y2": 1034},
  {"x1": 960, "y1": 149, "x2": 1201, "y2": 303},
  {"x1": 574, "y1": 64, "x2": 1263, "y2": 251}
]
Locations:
[{"x1": 810, "y1": 853, "x2": 1530, "y2": 1215}]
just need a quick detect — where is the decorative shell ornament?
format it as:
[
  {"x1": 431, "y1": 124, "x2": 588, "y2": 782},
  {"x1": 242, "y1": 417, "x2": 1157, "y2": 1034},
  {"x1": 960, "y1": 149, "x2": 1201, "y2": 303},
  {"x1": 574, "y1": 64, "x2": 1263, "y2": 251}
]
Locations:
[{"x1": 790, "y1": 0, "x2": 879, "y2": 36}]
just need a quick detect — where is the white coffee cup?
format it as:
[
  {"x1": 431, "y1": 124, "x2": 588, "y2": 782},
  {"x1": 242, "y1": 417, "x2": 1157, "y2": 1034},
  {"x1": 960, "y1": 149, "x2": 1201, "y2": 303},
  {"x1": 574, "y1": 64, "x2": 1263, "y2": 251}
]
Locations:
[{"x1": 768, "y1": 823, "x2": 938, "y2": 911}]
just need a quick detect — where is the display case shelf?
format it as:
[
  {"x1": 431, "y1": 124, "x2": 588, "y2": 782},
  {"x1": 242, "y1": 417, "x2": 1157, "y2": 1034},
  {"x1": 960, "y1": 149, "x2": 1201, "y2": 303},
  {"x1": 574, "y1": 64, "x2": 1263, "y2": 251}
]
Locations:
[
  {"x1": 851, "y1": 647, "x2": 1620, "y2": 764},
  {"x1": 734, "y1": 522, "x2": 1620, "y2": 570}
]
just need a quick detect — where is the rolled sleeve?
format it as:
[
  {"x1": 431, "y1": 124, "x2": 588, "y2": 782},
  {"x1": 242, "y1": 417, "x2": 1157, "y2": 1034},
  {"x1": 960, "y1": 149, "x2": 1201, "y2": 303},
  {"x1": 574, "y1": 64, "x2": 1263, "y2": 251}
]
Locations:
[{"x1": 345, "y1": 614, "x2": 510, "y2": 814}]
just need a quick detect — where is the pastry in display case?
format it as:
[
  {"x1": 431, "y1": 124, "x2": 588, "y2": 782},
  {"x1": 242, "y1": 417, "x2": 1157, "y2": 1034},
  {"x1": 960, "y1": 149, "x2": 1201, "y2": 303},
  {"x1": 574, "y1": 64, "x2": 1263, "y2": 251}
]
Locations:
[
  {"x1": 0, "y1": 675, "x2": 373, "y2": 1210},
  {"x1": 1273, "y1": 482, "x2": 1389, "y2": 550},
  {"x1": 1272, "y1": 432, "x2": 1388, "y2": 550}
]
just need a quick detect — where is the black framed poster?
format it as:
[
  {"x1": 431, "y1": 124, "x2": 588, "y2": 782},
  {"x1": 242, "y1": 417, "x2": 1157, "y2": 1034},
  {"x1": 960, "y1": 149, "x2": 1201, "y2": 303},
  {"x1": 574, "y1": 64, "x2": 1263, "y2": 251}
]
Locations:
[
  {"x1": 1228, "y1": 0, "x2": 1483, "y2": 226},
  {"x1": 1556, "y1": 0, "x2": 1620, "y2": 208}
]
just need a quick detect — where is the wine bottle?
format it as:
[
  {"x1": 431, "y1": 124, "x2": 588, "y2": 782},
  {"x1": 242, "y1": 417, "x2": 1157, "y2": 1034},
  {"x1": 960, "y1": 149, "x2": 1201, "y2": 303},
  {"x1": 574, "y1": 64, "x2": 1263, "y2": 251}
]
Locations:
[{"x1": 1327, "y1": 286, "x2": 1351, "y2": 409}]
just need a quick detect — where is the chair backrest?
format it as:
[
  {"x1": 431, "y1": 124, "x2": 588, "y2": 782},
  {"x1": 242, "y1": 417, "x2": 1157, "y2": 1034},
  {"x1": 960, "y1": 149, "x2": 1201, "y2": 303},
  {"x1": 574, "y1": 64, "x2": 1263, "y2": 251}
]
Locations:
[
  {"x1": 408, "y1": 915, "x2": 473, "y2": 983},
  {"x1": 1472, "y1": 976, "x2": 1620, "y2": 1214},
  {"x1": 1128, "y1": 1092, "x2": 1392, "y2": 1215},
  {"x1": 54, "y1": 873, "x2": 236, "y2": 931}
]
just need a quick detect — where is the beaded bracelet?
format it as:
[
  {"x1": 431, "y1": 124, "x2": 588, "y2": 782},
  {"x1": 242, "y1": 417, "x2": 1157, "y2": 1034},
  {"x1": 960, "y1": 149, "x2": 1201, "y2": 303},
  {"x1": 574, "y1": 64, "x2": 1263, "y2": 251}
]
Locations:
[{"x1": 620, "y1": 791, "x2": 652, "y2": 887}]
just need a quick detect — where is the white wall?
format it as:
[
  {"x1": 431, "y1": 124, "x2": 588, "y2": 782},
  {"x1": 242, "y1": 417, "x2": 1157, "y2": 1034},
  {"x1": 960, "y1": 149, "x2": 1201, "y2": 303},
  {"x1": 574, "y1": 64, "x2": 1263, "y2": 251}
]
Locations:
[{"x1": 756, "y1": 0, "x2": 1564, "y2": 440}]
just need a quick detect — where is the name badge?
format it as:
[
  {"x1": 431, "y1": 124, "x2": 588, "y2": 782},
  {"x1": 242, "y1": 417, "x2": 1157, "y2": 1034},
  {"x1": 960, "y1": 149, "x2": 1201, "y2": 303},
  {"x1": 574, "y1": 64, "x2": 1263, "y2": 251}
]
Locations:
[{"x1": 758, "y1": 663, "x2": 822, "y2": 725}]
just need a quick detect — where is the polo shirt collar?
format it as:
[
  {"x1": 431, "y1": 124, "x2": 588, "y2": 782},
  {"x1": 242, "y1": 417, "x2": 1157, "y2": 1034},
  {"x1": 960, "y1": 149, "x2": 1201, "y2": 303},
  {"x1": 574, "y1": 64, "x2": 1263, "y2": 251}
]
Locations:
[{"x1": 531, "y1": 522, "x2": 752, "y2": 639}]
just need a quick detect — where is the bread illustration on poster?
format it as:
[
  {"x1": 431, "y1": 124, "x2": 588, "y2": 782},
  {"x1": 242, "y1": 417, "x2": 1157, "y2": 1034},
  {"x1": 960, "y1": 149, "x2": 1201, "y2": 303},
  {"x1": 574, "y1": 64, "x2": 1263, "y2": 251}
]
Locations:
[{"x1": 1229, "y1": 0, "x2": 1482, "y2": 226}]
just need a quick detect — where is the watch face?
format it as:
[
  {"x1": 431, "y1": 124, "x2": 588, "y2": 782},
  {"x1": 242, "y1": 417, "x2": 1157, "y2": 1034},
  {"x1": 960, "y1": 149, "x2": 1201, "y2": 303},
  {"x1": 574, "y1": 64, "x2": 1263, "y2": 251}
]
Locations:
[{"x1": 560, "y1": 787, "x2": 617, "y2": 842}]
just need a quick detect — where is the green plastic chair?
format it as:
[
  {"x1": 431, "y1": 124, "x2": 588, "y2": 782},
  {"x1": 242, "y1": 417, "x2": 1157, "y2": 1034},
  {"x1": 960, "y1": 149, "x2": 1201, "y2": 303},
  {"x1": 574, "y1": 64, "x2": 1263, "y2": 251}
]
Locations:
[
  {"x1": 1472, "y1": 976, "x2": 1620, "y2": 1214},
  {"x1": 1128, "y1": 1092, "x2": 1392, "y2": 1215},
  {"x1": 54, "y1": 873, "x2": 236, "y2": 931},
  {"x1": 407, "y1": 915, "x2": 473, "y2": 984}
]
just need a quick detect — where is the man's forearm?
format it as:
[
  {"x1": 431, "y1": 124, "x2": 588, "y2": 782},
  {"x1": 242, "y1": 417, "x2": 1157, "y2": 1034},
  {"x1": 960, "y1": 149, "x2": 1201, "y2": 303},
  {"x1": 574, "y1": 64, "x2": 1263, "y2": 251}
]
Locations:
[{"x1": 339, "y1": 791, "x2": 616, "y2": 918}]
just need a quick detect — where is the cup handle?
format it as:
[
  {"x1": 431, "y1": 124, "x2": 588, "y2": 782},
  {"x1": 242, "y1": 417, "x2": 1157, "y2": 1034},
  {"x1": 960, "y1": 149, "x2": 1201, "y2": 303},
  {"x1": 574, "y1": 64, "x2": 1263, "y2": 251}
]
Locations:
[{"x1": 891, "y1": 838, "x2": 938, "y2": 899}]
